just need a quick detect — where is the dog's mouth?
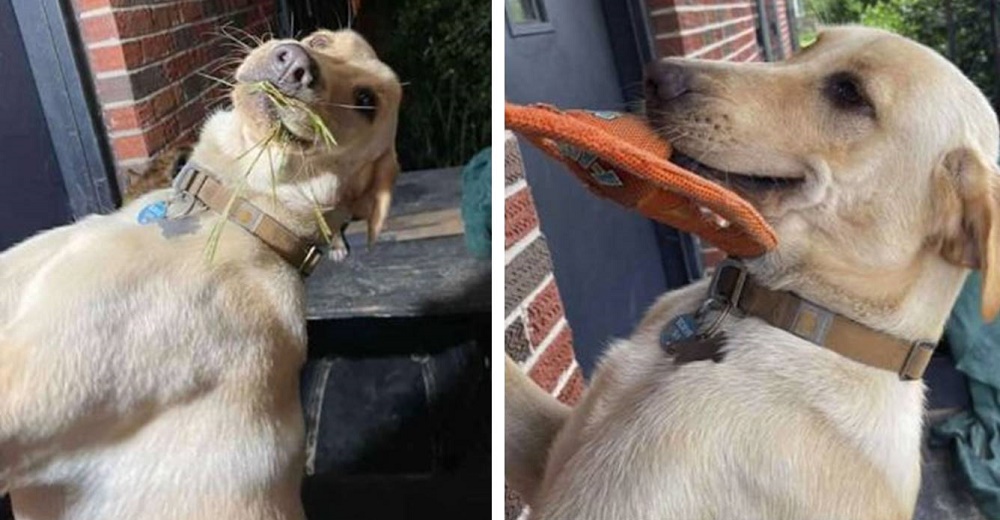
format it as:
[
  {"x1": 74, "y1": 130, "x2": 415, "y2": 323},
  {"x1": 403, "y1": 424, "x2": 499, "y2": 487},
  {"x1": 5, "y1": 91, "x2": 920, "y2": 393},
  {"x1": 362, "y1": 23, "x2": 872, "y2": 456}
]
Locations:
[
  {"x1": 671, "y1": 153, "x2": 805, "y2": 193},
  {"x1": 238, "y1": 82, "x2": 332, "y2": 148},
  {"x1": 262, "y1": 97, "x2": 320, "y2": 144}
]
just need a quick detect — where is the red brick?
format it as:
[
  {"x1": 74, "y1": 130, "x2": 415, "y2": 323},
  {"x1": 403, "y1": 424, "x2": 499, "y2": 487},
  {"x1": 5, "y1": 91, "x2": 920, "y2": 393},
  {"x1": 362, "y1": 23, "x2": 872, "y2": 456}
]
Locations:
[
  {"x1": 173, "y1": 126, "x2": 199, "y2": 148},
  {"x1": 656, "y1": 35, "x2": 688, "y2": 57},
  {"x1": 88, "y1": 46, "x2": 121, "y2": 72},
  {"x1": 505, "y1": 188, "x2": 540, "y2": 249},
  {"x1": 114, "y1": 9, "x2": 153, "y2": 39},
  {"x1": 73, "y1": 0, "x2": 110, "y2": 12},
  {"x1": 557, "y1": 367, "x2": 585, "y2": 405},
  {"x1": 122, "y1": 40, "x2": 144, "y2": 68},
  {"x1": 650, "y1": 13, "x2": 679, "y2": 36},
  {"x1": 151, "y1": 87, "x2": 179, "y2": 118},
  {"x1": 80, "y1": 13, "x2": 117, "y2": 42},
  {"x1": 149, "y1": 6, "x2": 180, "y2": 32},
  {"x1": 141, "y1": 33, "x2": 174, "y2": 64},
  {"x1": 703, "y1": 47, "x2": 724, "y2": 60},
  {"x1": 163, "y1": 52, "x2": 190, "y2": 82},
  {"x1": 181, "y1": 2, "x2": 204, "y2": 23},
  {"x1": 112, "y1": 134, "x2": 149, "y2": 161},
  {"x1": 527, "y1": 326, "x2": 575, "y2": 393},
  {"x1": 144, "y1": 116, "x2": 179, "y2": 153},
  {"x1": 191, "y1": 21, "x2": 216, "y2": 40},
  {"x1": 526, "y1": 280, "x2": 566, "y2": 346},
  {"x1": 103, "y1": 104, "x2": 146, "y2": 132}
]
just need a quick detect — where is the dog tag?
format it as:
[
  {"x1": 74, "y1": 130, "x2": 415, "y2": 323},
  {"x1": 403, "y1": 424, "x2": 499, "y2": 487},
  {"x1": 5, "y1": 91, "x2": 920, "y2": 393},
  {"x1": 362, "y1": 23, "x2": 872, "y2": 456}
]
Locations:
[
  {"x1": 668, "y1": 335, "x2": 728, "y2": 364},
  {"x1": 137, "y1": 201, "x2": 168, "y2": 224},
  {"x1": 660, "y1": 314, "x2": 699, "y2": 349}
]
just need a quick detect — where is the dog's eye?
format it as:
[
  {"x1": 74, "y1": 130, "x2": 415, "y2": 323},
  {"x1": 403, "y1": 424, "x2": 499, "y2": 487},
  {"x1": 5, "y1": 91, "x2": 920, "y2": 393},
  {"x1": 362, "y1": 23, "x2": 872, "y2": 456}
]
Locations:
[
  {"x1": 824, "y1": 73, "x2": 873, "y2": 115},
  {"x1": 353, "y1": 87, "x2": 378, "y2": 120}
]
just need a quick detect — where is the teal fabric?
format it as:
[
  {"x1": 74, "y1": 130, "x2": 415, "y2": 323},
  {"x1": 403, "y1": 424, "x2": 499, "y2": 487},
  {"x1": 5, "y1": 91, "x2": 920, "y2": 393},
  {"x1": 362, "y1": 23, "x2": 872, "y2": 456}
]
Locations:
[
  {"x1": 931, "y1": 271, "x2": 1000, "y2": 520},
  {"x1": 460, "y1": 148, "x2": 491, "y2": 258}
]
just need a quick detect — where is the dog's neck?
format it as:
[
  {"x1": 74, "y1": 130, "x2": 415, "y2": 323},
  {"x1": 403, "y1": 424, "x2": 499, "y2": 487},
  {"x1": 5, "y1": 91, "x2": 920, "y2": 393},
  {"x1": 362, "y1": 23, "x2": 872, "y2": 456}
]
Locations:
[
  {"x1": 746, "y1": 251, "x2": 969, "y2": 344},
  {"x1": 189, "y1": 110, "x2": 351, "y2": 242}
]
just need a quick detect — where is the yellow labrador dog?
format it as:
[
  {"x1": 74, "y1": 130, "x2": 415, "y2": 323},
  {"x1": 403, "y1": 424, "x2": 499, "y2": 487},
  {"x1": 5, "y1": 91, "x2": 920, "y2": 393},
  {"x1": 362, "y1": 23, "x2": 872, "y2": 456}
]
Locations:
[
  {"x1": 506, "y1": 26, "x2": 1000, "y2": 519},
  {"x1": 0, "y1": 29, "x2": 400, "y2": 519}
]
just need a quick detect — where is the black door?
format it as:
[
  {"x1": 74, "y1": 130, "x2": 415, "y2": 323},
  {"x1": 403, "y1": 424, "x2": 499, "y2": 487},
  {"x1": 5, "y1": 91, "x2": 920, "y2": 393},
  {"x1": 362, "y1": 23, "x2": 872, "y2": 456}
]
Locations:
[
  {"x1": 0, "y1": 0, "x2": 73, "y2": 249},
  {"x1": 506, "y1": 0, "x2": 699, "y2": 374}
]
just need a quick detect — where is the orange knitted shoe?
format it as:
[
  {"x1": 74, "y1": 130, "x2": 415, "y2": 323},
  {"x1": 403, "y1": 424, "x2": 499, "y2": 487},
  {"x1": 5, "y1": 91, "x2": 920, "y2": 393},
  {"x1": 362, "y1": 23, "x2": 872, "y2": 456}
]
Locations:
[{"x1": 505, "y1": 102, "x2": 777, "y2": 258}]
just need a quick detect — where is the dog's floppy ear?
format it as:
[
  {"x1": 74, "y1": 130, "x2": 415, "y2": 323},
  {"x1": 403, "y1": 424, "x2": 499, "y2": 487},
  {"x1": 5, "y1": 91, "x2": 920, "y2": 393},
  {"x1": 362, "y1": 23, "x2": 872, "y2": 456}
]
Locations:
[
  {"x1": 365, "y1": 148, "x2": 400, "y2": 245},
  {"x1": 937, "y1": 147, "x2": 1000, "y2": 320}
]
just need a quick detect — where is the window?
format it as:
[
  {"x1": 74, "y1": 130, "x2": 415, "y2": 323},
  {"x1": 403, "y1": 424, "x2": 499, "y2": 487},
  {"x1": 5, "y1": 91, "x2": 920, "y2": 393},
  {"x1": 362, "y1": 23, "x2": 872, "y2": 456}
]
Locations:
[{"x1": 506, "y1": 0, "x2": 553, "y2": 36}]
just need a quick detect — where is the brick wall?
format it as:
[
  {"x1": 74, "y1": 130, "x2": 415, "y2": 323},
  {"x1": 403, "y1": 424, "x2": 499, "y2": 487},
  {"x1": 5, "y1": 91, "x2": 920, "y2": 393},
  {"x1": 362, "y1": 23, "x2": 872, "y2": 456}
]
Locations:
[
  {"x1": 71, "y1": 0, "x2": 277, "y2": 187},
  {"x1": 646, "y1": 0, "x2": 795, "y2": 272},
  {"x1": 774, "y1": 0, "x2": 795, "y2": 57},
  {"x1": 505, "y1": 131, "x2": 584, "y2": 520},
  {"x1": 648, "y1": 0, "x2": 762, "y2": 62}
]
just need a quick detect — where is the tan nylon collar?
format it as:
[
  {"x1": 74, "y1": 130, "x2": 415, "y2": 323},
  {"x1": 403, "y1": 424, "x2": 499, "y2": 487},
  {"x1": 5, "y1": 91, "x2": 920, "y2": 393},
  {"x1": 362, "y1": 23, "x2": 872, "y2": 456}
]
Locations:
[
  {"x1": 708, "y1": 260, "x2": 936, "y2": 380},
  {"x1": 173, "y1": 162, "x2": 325, "y2": 276}
]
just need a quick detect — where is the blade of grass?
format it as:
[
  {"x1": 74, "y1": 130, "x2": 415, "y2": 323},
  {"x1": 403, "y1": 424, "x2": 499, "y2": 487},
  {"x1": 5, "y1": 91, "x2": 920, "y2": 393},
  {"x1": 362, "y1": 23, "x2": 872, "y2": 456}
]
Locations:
[
  {"x1": 203, "y1": 125, "x2": 281, "y2": 264},
  {"x1": 254, "y1": 81, "x2": 338, "y2": 147}
]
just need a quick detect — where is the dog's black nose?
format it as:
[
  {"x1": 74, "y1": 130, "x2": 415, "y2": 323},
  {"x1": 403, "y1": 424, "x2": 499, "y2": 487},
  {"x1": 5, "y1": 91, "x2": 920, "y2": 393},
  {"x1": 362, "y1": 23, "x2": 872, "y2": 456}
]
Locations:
[
  {"x1": 645, "y1": 60, "x2": 691, "y2": 102},
  {"x1": 270, "y1": 43, "x2": 314, "y2": 94}
]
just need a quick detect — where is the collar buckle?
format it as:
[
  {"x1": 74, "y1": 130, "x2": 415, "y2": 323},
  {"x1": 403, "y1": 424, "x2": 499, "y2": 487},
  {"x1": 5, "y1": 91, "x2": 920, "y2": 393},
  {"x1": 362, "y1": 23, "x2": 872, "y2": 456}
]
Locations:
[
  {"x1": 299, "y1": 245, "x2": 324, "y2": 276},
  {"x1": 899, "y1": 341, "x2": 936, "y2": 381},
  {"x1": 170, "y1": 162, "x2": 208, "y2": 217},
  {"x1": 172, "y1": 162, "x2": 203, "y2": 194},
  {"x1": 708, "y1": 259, "x2": 748, "y2": 310}
]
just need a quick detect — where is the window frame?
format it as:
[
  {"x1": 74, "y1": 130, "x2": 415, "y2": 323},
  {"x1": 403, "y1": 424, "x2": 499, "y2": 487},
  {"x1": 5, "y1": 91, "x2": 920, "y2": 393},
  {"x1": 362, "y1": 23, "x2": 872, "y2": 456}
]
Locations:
[{"x1": 505, "y1": 0, "x2": 554, "y2": 37}]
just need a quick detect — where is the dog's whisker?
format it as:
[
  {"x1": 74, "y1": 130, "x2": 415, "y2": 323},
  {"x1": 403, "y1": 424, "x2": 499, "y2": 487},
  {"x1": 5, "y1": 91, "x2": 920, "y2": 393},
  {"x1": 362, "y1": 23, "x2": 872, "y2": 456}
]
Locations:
[
  {"x1": 213, "y1": 27, "x2": 255, "y2": 53},
  {"x1": 224, "y1": 24, "x2": 265, "y2": 47},
  {"x1": 197, "y1": 72, "x2": 237, "y2": 90}
]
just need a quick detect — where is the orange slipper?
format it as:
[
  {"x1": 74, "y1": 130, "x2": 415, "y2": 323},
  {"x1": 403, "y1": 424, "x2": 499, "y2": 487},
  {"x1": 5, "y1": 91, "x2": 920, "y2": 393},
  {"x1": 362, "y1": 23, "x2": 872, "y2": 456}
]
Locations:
[{"x1": 505, "y1": 102, "x2": 777, "y2": 258}]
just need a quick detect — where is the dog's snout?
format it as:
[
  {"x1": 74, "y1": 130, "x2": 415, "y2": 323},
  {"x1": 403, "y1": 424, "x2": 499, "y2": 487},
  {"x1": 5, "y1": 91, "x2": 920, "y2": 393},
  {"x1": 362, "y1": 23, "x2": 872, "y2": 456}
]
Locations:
[
  {"x1": 645, "y1": 60, "x2": 691, "y2": 102},
  {"x1": 270, "y1": 43, "x2": 315, "y2": 93}
]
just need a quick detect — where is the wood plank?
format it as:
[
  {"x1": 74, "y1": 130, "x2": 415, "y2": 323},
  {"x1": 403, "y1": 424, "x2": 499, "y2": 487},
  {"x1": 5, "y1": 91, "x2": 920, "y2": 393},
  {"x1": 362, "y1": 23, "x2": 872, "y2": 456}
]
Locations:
[
  {"x1": 304, "y1": 167, "x2": 489, "y2": 320},
  {"x1": 344, "y1": 208, "x2": 464, "y2": 243},
  {"x1": 305, "y1": 235, "x2": 490, "y2": 319},
  {"x1": 389, "y1": 167, "x2": 463, "y2": 217}
]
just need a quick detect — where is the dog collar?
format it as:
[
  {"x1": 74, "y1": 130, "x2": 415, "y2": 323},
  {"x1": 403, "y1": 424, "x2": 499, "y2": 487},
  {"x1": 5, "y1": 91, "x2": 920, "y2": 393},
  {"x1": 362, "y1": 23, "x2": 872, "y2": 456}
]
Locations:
[
  {"x1": 678, "y1": 260, "x2": 937, "y2": 380},
  {"x1": 172, "y1": 161, "x2": 326, "y2": 276}
]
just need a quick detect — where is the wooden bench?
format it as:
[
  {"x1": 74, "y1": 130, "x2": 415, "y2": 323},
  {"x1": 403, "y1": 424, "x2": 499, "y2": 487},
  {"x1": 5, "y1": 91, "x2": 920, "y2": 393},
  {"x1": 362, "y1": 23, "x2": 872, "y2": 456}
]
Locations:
[
  {"x1": 300, "y1": 167, "x2": 491, "y2": 518},
  {"x1": 305, "y1": 167, "x2": 491, "y2": 320}
]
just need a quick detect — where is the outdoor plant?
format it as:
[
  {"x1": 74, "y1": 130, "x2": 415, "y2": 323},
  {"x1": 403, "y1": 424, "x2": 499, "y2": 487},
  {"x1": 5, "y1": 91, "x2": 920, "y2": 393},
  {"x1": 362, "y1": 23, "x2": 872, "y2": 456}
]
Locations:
[
  {"x1": 278, "y1": 0, "x2": 491, "y2": 170},
  {"x1": 804, "y1": 0, "x2": 1000, "y2": 112},
  {"x1": 380, "y1": 0, "x2": 491, "y2": 170}
]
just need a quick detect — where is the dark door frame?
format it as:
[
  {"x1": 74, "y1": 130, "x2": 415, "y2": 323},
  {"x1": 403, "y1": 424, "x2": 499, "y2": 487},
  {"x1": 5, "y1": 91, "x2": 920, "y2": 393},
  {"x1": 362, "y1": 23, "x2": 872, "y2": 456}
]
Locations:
[
  {"x1": 600, "y1": 0, "x2": 705, "y2": 284},
  {"x1": 9, "y1": 0, "x2": 119, "y2": 218}
]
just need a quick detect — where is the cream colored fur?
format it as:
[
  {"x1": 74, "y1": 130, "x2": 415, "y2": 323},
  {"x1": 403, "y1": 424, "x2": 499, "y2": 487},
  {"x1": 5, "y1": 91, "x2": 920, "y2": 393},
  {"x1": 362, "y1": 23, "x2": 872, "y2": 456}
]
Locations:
[
  {"x1": 506, "y1": 26, "x2": 1000, "y2": 519},
  {"x1": 0, "y1": 29, "x2": 399, "y2": 520}
]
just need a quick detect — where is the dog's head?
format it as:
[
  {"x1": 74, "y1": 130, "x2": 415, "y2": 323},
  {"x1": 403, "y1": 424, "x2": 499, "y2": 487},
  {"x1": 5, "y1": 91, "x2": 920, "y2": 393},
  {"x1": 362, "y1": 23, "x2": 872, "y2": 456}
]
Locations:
[
  {"x1": 219, "y1": 29, "x2": 401, "y2": 241},
  {"x1": 645, "y1": 26, "x2": 1000, "y2": 324}
]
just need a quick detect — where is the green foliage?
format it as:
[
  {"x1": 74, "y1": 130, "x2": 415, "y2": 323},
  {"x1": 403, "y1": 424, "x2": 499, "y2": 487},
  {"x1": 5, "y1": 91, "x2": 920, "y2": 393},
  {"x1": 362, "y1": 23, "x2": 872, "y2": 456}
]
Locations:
[
  {"x1": 803, "y1": 0, "x2": 871, "y2": 24},
  {"x1": 803, "y1": 0, "x2": 1000, "y2": 111},
  {"x1": 381, "y1": 0, "x2": 491, "y2": 170}
]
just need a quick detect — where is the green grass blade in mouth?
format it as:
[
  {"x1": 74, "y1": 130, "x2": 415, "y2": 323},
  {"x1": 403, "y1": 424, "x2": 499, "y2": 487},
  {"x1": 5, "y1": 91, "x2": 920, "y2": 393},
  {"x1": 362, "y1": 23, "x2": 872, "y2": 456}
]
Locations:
[
  {"x1": 203, "y1": 126, "x2": 281, "y2": 264},
  {"x1": 253, "y1": 82, "x2": 338, "y2": 148}
]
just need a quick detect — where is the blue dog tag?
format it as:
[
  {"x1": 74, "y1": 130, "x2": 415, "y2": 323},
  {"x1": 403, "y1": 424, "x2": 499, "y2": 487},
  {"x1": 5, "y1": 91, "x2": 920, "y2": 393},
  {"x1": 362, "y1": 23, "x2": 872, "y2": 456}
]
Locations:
[
  {"x1": 660, "y1": 314, "x2": 699, "y2": 349},
  {"x1": 137, "y1": 201, "x2": 169, "y2": 225}
]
